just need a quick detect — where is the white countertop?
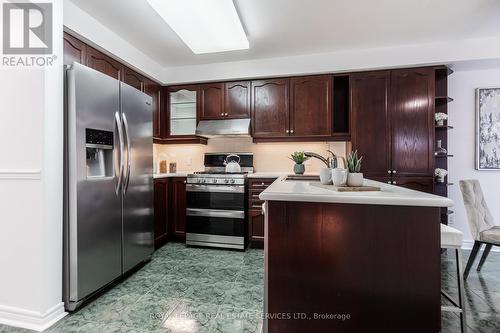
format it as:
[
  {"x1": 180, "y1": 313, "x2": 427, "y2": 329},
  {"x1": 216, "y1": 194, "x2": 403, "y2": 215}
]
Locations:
[
  {"x1": 153, "y1": 172, "x2": 190, "y2": 179},
  {"x1": 259, "y1": 176, "x2": 454, "y2": 207},
  {"x1": 247, "y1": 172, "x2": 288, "y2": 179}
]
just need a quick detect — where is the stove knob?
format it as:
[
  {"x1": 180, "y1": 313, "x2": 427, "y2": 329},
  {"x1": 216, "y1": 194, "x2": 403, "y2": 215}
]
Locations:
[
  {"x1": 230, "y1": 179, "x2": 235, "y2": 184},
  {"x1": 212, "y1": 178, "x2": 217, "y2": 184},
  {"x1": 224, "y1": 179, "x2": 229, "y2": 184}
]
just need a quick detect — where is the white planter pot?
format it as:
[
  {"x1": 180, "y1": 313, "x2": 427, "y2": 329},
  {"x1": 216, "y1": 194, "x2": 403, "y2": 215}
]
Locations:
[
  {"x1": 347, "y1": 173, "x2": 364, "y2": 187},
  {"x1": 319, "y1": 167, "x2": 333, "y2": 184}
]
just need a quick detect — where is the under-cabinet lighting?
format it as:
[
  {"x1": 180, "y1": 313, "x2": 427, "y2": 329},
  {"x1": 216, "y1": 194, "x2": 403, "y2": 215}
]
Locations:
[{"x1": 146, "y1": 0, "x2": 249, "y2": 54}]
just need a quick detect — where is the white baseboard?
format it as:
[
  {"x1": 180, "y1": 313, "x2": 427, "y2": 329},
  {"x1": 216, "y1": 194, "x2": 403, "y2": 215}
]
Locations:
[{"x1": 0, "y1": 302, "x2": 67, "y2": 332}]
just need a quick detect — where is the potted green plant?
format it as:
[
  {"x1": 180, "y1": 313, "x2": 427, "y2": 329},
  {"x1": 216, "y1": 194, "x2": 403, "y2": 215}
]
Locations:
[
  {"x1": 346, "y1": 150, "x2": 364, "y2": 186},
  {"x1": 289, "y1": 151, "x2": 309, "y2": 175}
]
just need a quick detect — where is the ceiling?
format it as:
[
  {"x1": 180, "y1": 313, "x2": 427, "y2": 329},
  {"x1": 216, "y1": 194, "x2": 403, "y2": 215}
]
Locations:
[{"x1": 69, "y1": 0, "x2": 500, "y2": 68}]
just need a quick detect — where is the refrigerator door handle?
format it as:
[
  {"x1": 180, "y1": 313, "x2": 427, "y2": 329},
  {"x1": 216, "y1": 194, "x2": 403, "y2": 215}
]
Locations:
[
  {"x1": 115, "y1": 111, "x2": 125, "y2": 195},
  {"x1": 122, "y1": 112, "x2": 131, "y2": 194}
]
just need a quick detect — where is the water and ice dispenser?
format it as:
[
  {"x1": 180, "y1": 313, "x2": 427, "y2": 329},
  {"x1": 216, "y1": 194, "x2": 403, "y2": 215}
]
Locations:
[{"x1": 85, "y1": 128, "x2": 114, "y2": 178}]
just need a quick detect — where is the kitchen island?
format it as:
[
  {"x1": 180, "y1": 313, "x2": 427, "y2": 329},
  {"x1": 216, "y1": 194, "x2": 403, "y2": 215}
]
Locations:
[{"x1": 260, "y1": 177, "x2": 453, "y2": 333}]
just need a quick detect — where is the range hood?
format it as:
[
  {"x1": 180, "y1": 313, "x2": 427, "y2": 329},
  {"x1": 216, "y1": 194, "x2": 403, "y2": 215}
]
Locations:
[{"x1": 195, "y1": 118, "x2": 251, "y2": 137}]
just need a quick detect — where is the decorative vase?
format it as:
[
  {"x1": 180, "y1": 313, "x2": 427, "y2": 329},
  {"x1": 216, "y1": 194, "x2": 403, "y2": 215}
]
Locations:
[
  {"x1": 436, "y1": 175, "x2": 445, "y2": 183},
  {"x1": 436, "y1": 119, "x2": 444, "y2": 126},
  {"x1": 347, "y1": 172, "x2": 364, "y2": 187},
  {"x1": 435, "y1": 140, "x2": 447, "y2": 156},
  {"x1": 319, "y1": 167, "x2": 333, "y2": 184},
  {"x1": 294, "y1": 163, "x2": 305, "y2": 175}
]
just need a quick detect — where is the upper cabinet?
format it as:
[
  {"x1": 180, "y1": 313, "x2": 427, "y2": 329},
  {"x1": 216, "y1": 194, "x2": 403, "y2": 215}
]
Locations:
[
  {"x1": 350, "y1": 68, "x2": 436, "y2": 186},
  {"x1": 290, "y1": 75, "x2": 333, "y2": 138},
  {"x1": 86, "y1": 47, "x2": 123, "y2": 81},
  {"x1": 63, "y1": 33, "x2": 86, "y2": 65},
  {"x1": 251, "y1": 79, "x2": 290, "y2": 138},
  {"x1": 199, "y1": 83, "x2": 224, "y2": 120},
  {"x1": 123, "y1": 67, "x2": 146, "y2": 91},
  {"x1": 390, "y1": 68, "x2": 435, "y2": 177},
  {"x1": 144, "y1": 79, "x2": 162, "y2": 138},
  {"x1": 224, "y1": 81, "x2": 251, "y2": 119},
  {"x1": 351, "y1": 71, "x2": 391, "y2": 178},
  {"x1": 168, "y1": 86, "x2": 199, "y2": 136}
]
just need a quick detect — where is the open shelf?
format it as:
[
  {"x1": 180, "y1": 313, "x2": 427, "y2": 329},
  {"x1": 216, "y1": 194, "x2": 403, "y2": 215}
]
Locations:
[
  {"x1": 435, "y1": 96, "x2": 454, "y2": 103},
  {"x1": 435, "y1": 124, "x2": 454, "y2": 129}
]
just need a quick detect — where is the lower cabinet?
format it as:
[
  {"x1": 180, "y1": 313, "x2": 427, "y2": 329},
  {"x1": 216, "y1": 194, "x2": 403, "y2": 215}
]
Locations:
[
  {"x1": 170, "y1": 177, "x2": 187, "y2": 240},
  {"x1": 248, "y1": 209, "x2": 265, "y2": 245},
  {"x1": 153, "y1": 177, "x2": 187, "y2": 249},
  {"x1": 247, "y1": 178, "x2": 277, "y2": 247},
  {"x1": 154, "y1": 178, "x2": 169, "y2": 249}
]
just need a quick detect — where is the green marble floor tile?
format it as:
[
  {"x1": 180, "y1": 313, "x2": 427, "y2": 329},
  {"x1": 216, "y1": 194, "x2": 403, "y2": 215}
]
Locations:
[
  {"x1": 210, "y1": 306, "x2": 261, "y2": 333},
  {"x1": 183, "y1": 280, "x2": 232, "y2": 305},
  {"x1": 118, "y1": 293, "x2": 179, "y2": 331},
  {"x1": 0, "y1": 324, "x2": 34, "y2": 333},
  {"x1": 148, "y1": 275, "x2": 196, "y2": 299},
  {"x1": 235, "y1": 267, "x2": 264, "y2": 286},
  {"x1": 222, "y1": 283, "x2": 264, "y2": 311},
  {"x1": 202, "y1": 266, "x2": 241, "y2": 283},
  {"x1": 162, "y1": 299, "x2": 218, "y2": 333}
]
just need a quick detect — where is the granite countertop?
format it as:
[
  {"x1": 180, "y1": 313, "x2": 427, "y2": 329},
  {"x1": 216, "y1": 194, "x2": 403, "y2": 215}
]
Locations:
[{"x1": 259, "y1": 176, "x2": 454, "y2": 207}]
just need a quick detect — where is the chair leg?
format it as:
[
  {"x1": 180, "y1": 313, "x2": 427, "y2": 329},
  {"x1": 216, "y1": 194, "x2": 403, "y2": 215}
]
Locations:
[
  {"x1": 456, "y1": 249, "x2": 467, "y2": 333},
  {"x1": 464, "y1": 241, "x2": 482, "y2": 280},
  {"x1": 476, "y1": 243, "x2": 492, "y2": 272}
]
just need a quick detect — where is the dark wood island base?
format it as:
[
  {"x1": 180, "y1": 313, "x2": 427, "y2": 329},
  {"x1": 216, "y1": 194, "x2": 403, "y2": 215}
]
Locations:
[{"x1": 264, "y1": 201, "x2": 441, "y2": 333}]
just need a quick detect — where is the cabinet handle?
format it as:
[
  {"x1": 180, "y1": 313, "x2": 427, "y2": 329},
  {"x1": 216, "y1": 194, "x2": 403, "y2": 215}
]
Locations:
[
  {"x1": 387, "y1": 181, "x2": 392, "y2": 184},
  {"x1": 393, "y1": 181, "x2": 397, "y2": 185},
  {"x1": 220, "y1": 113, "x2": 224, "y2": 116},
  {"x1": 286, "y1": 129, "x2": 290, "y2": 134},
  {"x1": 387, "y1": 170, "x2": 391, "y2": 174},
  {"x1": 393, "y1": 170, "x2": 397, "y2": 174},
  {"x1": 225, "y1": 113, "x2": 228, "y2": 116},
  {"x1": 252, "y1": 205, "x2": 263, "y2": 209},
  {"x1": 290, "y1": 129, "x2": 294, "y2": 134},
  {"x1": 183, "y1": 180, "x2": 187, "y2": 184}
]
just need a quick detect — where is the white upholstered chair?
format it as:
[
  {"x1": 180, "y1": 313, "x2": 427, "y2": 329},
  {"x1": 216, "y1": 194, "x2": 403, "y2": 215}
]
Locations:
[
  {"x1": 459, "y1": 179, "x2": 500, "y2": 279},
  {"x1": 441, "y1": 223, "x2": 467, "y2": 333}
]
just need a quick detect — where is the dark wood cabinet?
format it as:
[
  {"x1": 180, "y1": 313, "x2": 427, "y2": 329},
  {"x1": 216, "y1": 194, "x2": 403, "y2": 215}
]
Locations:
[
  {"x1": 154, "y1": 178, "x2": 169, "y2": 249},
  {"x1": 200, "y1": 83, "x2": 224, "y2": 120},
  {"x1": 351, "y1": 71, "x2": 391, "y2": 178},
  {"x1": 170, "y1": 177, "x2": 187, "y2": 240},
  {"x1": 249, "y1": 210, "x2": 265, "y2": 244},
  {"x1": 224, "y1": 81, "x2": 251, "y2": 119},
  {"x1": 251, "y1": 79, "x2": 290, "y2": 138},
  {"x1": 86, "y1": 47, "x2": 123, "y2": 80},
  {"x1": 247, "y1": 178, "x2": 277, "y2": 247},
  {"x1": 144, "y1": 79, "x2": 163, "y2": 138},
  {"x1": 390, "y1": 68, "x2": 435, "y2": 177},
  {"x1": 290, "y1": 75, "x2": 333, "y2": 137},
  {"x1": 394, "y1": 176, "x2": 434, "y2": 194},
  {"x1": 123, "y1": 67, "x2": 145, "y2": 91},
  {"x1": 63, "y1": 32, "x2": 86, "y2": 65}
]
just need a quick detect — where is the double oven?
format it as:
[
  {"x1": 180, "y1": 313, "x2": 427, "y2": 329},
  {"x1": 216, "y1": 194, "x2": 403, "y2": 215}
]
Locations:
[{"x1": 185, "y1": 153, "x2": 253, "y2": 250}]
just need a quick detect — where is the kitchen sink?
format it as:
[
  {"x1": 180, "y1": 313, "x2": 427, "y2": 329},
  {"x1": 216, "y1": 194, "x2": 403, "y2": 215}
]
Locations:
[{"x1": 284, "y1": 175, "x2": 320, "y2": 181}]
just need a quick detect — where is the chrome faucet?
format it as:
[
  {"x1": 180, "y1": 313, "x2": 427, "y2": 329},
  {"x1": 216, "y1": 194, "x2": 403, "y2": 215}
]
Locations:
[{"x1": 305, "y1": 151, "x2": 346, "y2": 169}]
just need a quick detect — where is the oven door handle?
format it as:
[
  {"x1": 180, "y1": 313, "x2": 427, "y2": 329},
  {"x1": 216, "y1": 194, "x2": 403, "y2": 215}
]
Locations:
[
  {"x1": 186, "y1": 208, "x2": 245, "y2": 219},
  {"x1": 186, "y1": 184, "x2": 245, "y2": 193}
]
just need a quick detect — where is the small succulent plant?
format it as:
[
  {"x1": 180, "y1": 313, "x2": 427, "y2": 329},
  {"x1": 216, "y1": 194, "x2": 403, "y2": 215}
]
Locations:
[
  {"x1": 346, "y1": 150, "x2": 363, "y2": 173},
  {"x1": 289, "y1": 151, "x2": 309, "y2": 164}
]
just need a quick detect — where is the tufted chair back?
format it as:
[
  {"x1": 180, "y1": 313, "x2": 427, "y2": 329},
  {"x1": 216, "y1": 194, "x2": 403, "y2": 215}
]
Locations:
[{"x1": 459, "y1": 179, "x2": 495, "y2": 241}]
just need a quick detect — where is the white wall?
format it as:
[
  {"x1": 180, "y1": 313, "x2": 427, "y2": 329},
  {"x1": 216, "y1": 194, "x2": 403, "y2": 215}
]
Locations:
[
  {"x1": 0, "y1": 0, "x2": 66, "y2": 331},
  {"x1": 163, "y1": 36, "x2": 500, "y2": 84},
  {"x1": 448, "y1": 67, "x2": 500, "y2": 248},
  {"x1": 63, "y1": 0, "x2": 163, "y2": 82}
]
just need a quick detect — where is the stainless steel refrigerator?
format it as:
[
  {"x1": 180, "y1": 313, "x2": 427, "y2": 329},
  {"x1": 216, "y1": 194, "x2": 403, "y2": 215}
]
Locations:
[{"x1": 63, "y1": 62, "x2": 153, "y2": 311}]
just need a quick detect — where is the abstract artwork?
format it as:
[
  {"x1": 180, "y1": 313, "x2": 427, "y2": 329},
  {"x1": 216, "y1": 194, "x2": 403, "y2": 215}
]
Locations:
[{"x1": 476, "y1": 88, "x2": 500, "y2": 170}]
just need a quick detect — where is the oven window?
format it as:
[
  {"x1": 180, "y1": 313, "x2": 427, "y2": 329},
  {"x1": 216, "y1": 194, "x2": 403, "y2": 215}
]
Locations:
[
  {"x1": 187, "y1": 216, "x2": 245, "y2": 237},
  {"x1": 187, "y1": 191, "x2": 245, "y2": 210}
]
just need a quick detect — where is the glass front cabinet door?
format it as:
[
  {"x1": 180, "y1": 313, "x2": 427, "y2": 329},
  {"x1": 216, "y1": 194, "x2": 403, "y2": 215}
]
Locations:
[{"x1": 169, "y1": 88, "x2": 197, "y2": 136}]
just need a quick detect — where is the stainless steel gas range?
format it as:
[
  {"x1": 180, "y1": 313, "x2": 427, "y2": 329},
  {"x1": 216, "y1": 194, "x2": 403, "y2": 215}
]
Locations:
[{"x1": 186, "y1": 153, "x2": 253, "y2": 250}]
